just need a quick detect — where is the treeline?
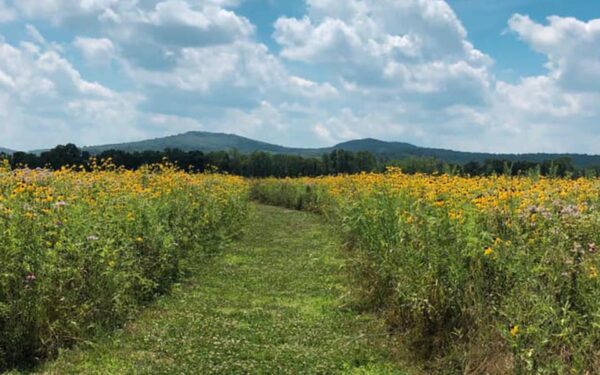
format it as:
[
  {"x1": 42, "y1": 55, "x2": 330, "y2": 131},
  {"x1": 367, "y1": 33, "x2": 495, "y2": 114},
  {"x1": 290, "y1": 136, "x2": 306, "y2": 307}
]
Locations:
[
  {"x1": 3, "y1": 144, "x2": 378, "y2": 177},
  {"x1": 2, "y1": 143, "x2": 599, "y2": 178},
  {"x1": 389, "y1": 156, "x2": 595, "y2": 178}
]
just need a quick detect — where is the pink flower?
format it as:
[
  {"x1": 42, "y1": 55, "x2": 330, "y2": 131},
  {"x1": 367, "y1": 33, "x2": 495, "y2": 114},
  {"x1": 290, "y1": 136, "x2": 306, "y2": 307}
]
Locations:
[{"x1": 25, "y1": 272, "x2": 36, "y2": 283}]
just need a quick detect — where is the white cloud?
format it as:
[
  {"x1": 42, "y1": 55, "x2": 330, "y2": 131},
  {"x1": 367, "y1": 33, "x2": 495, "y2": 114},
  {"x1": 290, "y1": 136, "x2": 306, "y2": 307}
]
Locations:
[
  {"x1": 278, "y1": 0, "x2": 478, "y2": 62},
  {"x1": 0, "y1": 0, "x2": 16, "y2": 23},
  {"x1": 221, "y1": 101, "x2": 288, "y2": 136},
  {"x1": 3, "y1": 1, "x2": 600, "y2": 154},
  {"x1": 496, "y1": 76, "x2": 582, "y2": 118},
  {"x1": 74, "y1": 37, "x2": 115, "y2": 66},
  {"x1": 25, "y1": 24, "x2": 47, "y2": 44},
  {"x1": 84, "y1": 1, "x2": 256, "y2": 71},
  {"x1": 142, "y1": 0, "x2": 255, "y2": 46},
  {"x1": 274, "y1": 0, "x2": 493, "y2": 107},
  {"x1": 509, "y1": 14, "x2": 600, "y2": 92},
  {"x1": 0, "y1": 33, "x2": 142, "y2": 150},
  {"x1": 274, "y1": 17, "x2": 363, "y2": 63},
  {"x1": 11, "y1": 0, "x2": 122, "y2": 24}
]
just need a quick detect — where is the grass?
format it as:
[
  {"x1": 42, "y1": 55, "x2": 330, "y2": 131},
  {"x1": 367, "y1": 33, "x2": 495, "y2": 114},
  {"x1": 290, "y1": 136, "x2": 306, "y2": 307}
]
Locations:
[
  {"x1": 28, "y1": 204, "x2": 412, "y2": 374},
  {"x1": 251, "y1": 173, "x2": 600, "y2": 373}
]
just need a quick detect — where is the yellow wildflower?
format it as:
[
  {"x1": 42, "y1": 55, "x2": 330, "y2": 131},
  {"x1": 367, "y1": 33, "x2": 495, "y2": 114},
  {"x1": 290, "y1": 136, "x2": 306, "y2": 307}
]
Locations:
[{"x1": 510, "y1": 325, "x2": 519, "y2": 337}]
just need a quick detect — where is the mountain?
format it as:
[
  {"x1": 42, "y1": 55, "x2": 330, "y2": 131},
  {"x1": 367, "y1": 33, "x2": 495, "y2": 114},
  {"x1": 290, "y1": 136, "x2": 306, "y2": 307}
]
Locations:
[
  {"x1": 332, "y1": 139, "x2": 600, "y2": 167},
  {"x1": 61, "y1": 131, "x2": 600, "y2": 168},
  {"x1": 83, "y1": 131, "x2": 321, "y2": 156},
  {"x1": 0, "y1": 147, "x2": 14, "y2": 154}
]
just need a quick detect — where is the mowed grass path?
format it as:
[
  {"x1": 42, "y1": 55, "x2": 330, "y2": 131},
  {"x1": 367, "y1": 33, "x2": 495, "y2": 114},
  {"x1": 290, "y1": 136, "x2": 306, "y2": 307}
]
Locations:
[{"x1": 36, "y1": 204, "x2": 408, "y2": 374}]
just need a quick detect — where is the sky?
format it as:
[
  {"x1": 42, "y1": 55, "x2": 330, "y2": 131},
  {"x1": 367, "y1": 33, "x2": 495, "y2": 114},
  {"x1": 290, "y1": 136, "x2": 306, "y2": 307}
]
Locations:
[{"x1": 1, "y1": 1, "x2": 600, "y2": 153}]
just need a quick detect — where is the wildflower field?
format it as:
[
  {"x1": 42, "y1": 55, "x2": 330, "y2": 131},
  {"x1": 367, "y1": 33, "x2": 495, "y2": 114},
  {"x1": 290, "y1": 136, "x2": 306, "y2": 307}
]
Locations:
[
  {"x1": 4, "y1": 161, "x2": 600, "y2": 374},
  {"x1": 252, "y1": 170, "x2": 600, "y2": 373},
  {"x1": 0, "y1": 162, "x2": 249, "y2": 370}
]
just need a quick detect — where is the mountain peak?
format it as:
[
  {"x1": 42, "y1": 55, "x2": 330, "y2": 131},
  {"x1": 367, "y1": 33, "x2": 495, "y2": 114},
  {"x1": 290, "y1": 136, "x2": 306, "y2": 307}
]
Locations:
[
  {"x1": 332, "y1": 138, "x2": 419, "y2": 155},
  {"x1": 13, "y1": 131, "x2": 600, "y2": 168}
]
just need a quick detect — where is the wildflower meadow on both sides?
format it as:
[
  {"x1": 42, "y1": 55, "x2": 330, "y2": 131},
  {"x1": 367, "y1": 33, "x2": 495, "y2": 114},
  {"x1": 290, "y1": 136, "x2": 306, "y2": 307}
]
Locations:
[{"x1": 3, "y1": 160, "x2": 600, "y2": 373}]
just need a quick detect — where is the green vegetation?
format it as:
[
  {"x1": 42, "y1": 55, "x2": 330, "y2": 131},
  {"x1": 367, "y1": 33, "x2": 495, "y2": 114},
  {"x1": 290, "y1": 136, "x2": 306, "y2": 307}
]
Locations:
[
  {"x1": 9, "y1": 145, "x2": 379, "y2": 177},
  {"x1": 10, "y1": 130, "x2": 600, "y2": 169},
  {"x1": 76, "y1": 133, "x2": 600, "y2": 168},
  {"x1": 81, "y1": 131, "x2": 308, "y2": 155},
  {"x1": 33, "y1": 205, "x2": 409, "y2": 374},
  {"x1": 252, "y1": 174, "x2": 600, "y2": 374},
  {"x1": 4, "y1": 142, "x2": 598, "y2": 178},
  {"x1": 6, "y1": 137, "x2": 600, "y2": 373},
  {"x1": 0, "y1": 167, "x2": 249, "y2": 371}
]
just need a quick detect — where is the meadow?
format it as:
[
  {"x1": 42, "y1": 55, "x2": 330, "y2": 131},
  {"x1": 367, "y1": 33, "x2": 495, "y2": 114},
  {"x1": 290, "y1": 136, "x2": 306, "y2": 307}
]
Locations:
[
  {"x1": 252, "y1": 169, "x2": 600, "y2": 374},
  {"x1": 0, "y1": 160, "x2": 249, "y2": 370},
  {"x1": 3, "y1": 159, "x2": 600, "y2": 374}
]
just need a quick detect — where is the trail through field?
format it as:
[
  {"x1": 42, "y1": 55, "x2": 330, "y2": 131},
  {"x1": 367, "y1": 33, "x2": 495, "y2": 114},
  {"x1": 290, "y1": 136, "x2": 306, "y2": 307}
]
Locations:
[{"x1": 37, "y1": 204, "x2": 408, "y2": 374}]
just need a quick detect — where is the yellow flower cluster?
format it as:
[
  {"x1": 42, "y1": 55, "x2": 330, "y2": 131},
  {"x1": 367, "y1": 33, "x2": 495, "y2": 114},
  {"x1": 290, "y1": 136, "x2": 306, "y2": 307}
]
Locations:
[
  {"x1": 252, "y1": 169, "x2": 600, "y2": 371},
  {"x1": 0, "y1": 163, "x2": 248, "y2": 225},
  {"x1": 275, "y1": 168, "x2": 599, "y2": 216},
  {"x1": 0, "y1": 161, "x2": 250, "y2": 368}
]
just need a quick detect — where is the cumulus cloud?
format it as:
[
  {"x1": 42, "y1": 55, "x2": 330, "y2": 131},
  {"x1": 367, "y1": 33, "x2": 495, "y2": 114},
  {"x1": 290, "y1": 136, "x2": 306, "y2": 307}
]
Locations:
[
  {"x1": 0, "y1": 34, "x2": 142, "y2": 150},
  {"x1": 74, "y1": 37, "x2": 115, "y2": 66},
  {"x1": 11, "y1": 0, "x2": 122, "y2": 24},
  {"x1": 88, "y1": 1, "x2": 256, "y2": 71},
  {"x1": 446, "y1": 14, "x2": 600, "y2": 153},
  {"x1": 275, "y1": 0, "x2": 486, "y2": 64},
  {"x1": 140, "y1": 0, "x2": 254, "y2": 47},
  {"x1": 509, "y1": 14, "x2": 600, "y2": 92},
  {"x1": 274, "y1": 0, "x2": 493, "y2": 107},
  {"x1": 2, "y1": 0, "x2": 600, "y2": 154}
]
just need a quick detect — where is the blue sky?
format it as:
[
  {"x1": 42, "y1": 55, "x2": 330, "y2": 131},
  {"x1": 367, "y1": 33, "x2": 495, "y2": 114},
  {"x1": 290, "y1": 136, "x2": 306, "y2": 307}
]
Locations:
[
  {"x1": 1, "y1": 0, "x2": 600, "y2": 153},
  {"x1": 449, "y1": 0, "x2": 600, "y2": 80}
]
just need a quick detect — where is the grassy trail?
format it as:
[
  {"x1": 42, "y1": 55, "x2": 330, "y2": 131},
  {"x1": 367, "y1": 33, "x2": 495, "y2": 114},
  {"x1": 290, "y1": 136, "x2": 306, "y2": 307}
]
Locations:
[{"x1": 36, "y1": 204, "x2": 408, "y2": 374}]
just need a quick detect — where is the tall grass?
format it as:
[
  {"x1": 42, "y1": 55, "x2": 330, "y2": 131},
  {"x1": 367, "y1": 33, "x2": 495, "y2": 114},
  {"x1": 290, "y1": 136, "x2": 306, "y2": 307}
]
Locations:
[
  {"x1": 0, "y1": 162, "x2": 250, "y2": 370},
  {"x1": 252, "y1": 171, "x2": 600, "y2": 374},
  {"x1": 250, "y1": 177, "x2": 331, "y2": 214}
]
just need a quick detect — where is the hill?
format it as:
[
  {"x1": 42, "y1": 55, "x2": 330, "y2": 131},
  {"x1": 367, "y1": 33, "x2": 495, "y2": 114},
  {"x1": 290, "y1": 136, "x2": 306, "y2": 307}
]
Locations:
[
  {"x1": 0, "y1": 147, "x2": 14, "y2": 154},
  {"x1": 66, "y1": 131, "x2": 600, "y2": 168},
  {"x1": 83, "y1": 131, "x2": 321, "y2": 156},
  {"x1": 334, "y1": 139, "x2": 600, "y2": 167}
]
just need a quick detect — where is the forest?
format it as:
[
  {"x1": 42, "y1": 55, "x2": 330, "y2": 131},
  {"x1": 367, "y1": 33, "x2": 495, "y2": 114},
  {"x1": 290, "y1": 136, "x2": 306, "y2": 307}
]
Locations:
[{"x1": 1, "y1": 143, "x2": 595, "y2": 178}]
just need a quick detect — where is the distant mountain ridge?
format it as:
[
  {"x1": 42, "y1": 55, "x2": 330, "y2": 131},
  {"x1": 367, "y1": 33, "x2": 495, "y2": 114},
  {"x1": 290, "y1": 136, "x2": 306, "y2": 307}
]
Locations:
[
  {"x1": 331, "y1": 138, "x2": 600, "y2": 167},
  {"x1": 82, "y1": 131, "x2": 319, "y2": 155},
  {"x1": 0, "y1": 147, "x2": 14, "y2": 154},
  {"x1": 78, "y1": 131, "x2": 600, "y2": 168},
  {"x1": 20, "y1": 131, "x2": 600, "y2": 168}
]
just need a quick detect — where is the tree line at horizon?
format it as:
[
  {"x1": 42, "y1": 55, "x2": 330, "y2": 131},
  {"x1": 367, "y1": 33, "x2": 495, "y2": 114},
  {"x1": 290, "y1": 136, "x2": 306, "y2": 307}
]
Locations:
[{"x1": 0, "y1": 143, "x2": 597, "y2": 178}]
